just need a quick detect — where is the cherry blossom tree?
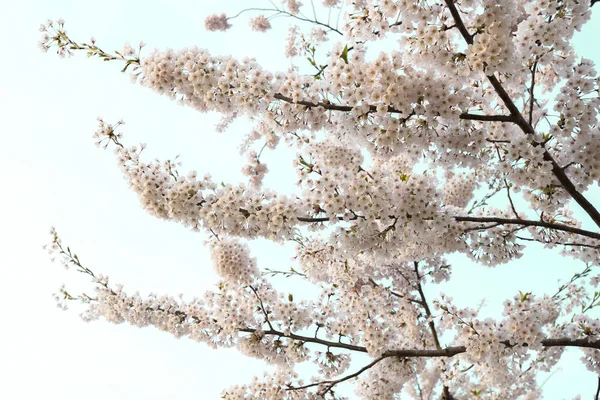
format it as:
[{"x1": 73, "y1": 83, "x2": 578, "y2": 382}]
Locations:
[{"x1": 41, "y1": 0, "x2": 600, "y2": 398}]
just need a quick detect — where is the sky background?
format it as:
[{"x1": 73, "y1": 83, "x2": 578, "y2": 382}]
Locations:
[{"x1": 1, "y1": 1, "x2": 600, "y2": 399}]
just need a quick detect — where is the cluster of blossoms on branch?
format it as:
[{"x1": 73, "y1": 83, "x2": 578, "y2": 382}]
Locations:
[{"x1": 41, "y1": 0, "x2": 600, "y2": 398}]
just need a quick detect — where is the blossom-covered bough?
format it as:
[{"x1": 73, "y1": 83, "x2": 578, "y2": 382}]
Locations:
[{"x1": 42, "y1": 0, "x2": 600, "y2": 398}]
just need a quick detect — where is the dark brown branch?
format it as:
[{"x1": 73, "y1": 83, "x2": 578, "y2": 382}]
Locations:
[
  {"x1": 442, "y1": 386, "x2": 457, "y2": 400},
  {"x1": 486, "y1": 74, "x2": 534, "y2": 134},
  {"x1": 460, "y1": 113, "x2": 514, "y2": 122},
  {"x1": 541, "y1": 151, "x2": 600, "y2": 229},
  {"x1": 504, "y1": 179, "x2": 519, "y2": 218},
  {"x1": 389, "y1": 290, "x2": 425, "y2": 306},
  {"x1": 248, "y1": 285, "x2": 274, "y2": 331},
  {"x1": 383, "y1": 346, "x2": 466, "y2": 358},
  {"x1": 486, "y1": 138, "x2": 511, "y2": 143},
  {"x1": 240, "y1": 327, "x2": 368, "y2": 353},
  {"x1": 368, "y1": 277, "x2": 424, "y2": 306},
  {"x1": 516, "y1": 235, "x2": 600, "y2": 249},
  {"x1": 242, "y1": 327, "x2": 600, "y2": 359},
  {"x1": 443, "y1": 0, "x2": 474, "y2": 44},
  {"x1": 286, "y1": 332, "x2": 600, "y2": 399},
  {"x1": 383, "y1": 337, "x2": 600, "y2": 358},
  {"x1": 455, "y1": 216, "x2": 600, "y2": 239},
  {"x1": 240, "y1": 335, "x2": 600, "y2": 362},
  {"x1": 275, "y1": 93, "x2": 513, "y2": 124},
  {"x1": 541, "y1": 337, "x2": 600, "y2": 349},
  {"x1": 413, "y1": 262, "x2": 442, "y2": 350},
  {"x1": 296, "y1": 215, "x2": 333, "y2": 223},
  {"x1": 414, "y1": 261, "x2": 456, "y2": 399},
  {"x1": 463, "y1": 222, "x2": 503, "y2": 233},
  {"x1": 273, "y1": 93, "x2": 402, "y2": 114}
]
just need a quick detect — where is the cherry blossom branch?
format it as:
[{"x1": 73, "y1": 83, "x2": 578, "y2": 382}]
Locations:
[
  {"x1": 56, "y1": 242, "x2": 600, "y2": 360},
  {"x1": 248, "y1": 285, "x2": 275, "y2": 331},
  {"x1": 45, "y1": 228, "x2": 108, "y2": 288},
  {"x1": 383, "y1": 337, "x2": 600, "y2": 358},
  {"x1": 541, "y1": 338, "x2": 600, "y2": 350},
  {"x1": 552, "y1": 263, "x2": 593, "y2": 301},
  {"x1": 286, "y1": 355, "x2": 387, "y2": 393},
  {"x1": 413, "y1": 262, "x2": 442, "y2": 350},
  {"x1": 42, "y1": 26, "x2": 520, "y2": 130},
  {"x1": 486, "y1": 138, "x2": 511, "y2": 144},
  {"x1": 227, "y1": 6, "x2": 343, "y2": 35},
  {"x1": 503, "y1": 178, "x2": 520, "y2": 218},
  {"x1": 442, "y1": 1, "x2": 474, "y2": 44},
  {"x1": 442, "y1": 0, "x2": 600, "y2": 229},
  {"x1": 277, "y1": 94, "x2": 513, "y2": 124},
  {"x1": 467, "y1": 184, "x2": 503, "y2": 214},
  {"x1": 413, "y1": 262, "x2": 455, "y2": 399},
  {"x1": 49, "y1": 236, "x2": 600, "y2": 362},
  {"x1": 383, "y1": 347, "x2": 466, "y2": 357},
  {"x1": 515, "y1": 235, "x2": 600, "y2": 250},
  {"x1": 368, "y1": 278, "x2": 424, "y2": 306},
  {"x1": 459, "y1": 113, "x2": 513, "y2": 123},
  {"x1": 39, "y1": 20, "x2": 142, "y2": 72}
]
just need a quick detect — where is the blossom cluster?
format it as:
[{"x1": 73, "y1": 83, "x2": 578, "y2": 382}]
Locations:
[{"x1": 42, "y1": 0, "x2": 600, "y2": 398}]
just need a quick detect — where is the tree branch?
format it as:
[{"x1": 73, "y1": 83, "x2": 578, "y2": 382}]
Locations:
[
  {"x1": 459, "y1": 113, "x2": 514, "y2": 122},
  {"x1": 455, "y1": 216, "x2": 600, "y2": 240},
  {"x1": 286, "y1": 355, "x2": 387, "y2": 393},
  {"x1": 274, "y1": 93, "x2": 518, "y2": 126},
  {"x1": 442, "y1": 0, "x2": 474, "y2": 45},
  {"x1": 504, "y1": 178, "x2": 520, "y2": 218},
  {"x1": 383, "y1": 346, "x2": 466, "y2": 358},
  {"x1": 227, "y1": 7, "x2": 344, "y2": 35},
  {"x1": 273, "y1": 92, "x2": 406, "y2": 115},
  {"x1": 413, "y1": 262, "x2": 442, "y2": 350},
  {"x1": 248, "y1": 285, "x2": 275, "y2": 331},
  {"x1": 413, "y1": 262, "x2": 455, "y2": 399},
  {"x1": 295, "y1": 213, "x2": 600, "y2": 240}
]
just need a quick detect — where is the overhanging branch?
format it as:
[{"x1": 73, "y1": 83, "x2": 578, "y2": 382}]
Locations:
[
  {"x1": 460, "y1": 113, "x2": 513, "y2": 122},
  {"x1": 294, "y1": 213, "x2": 600, "y2": 240},
  {"x1": 455, "y1": 216, "x2": 600, "y2": 240}
]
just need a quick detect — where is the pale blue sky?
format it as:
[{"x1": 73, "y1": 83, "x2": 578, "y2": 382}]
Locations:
[{"x1": 1, "y1": 1, "x2": 600, "y2": 399}]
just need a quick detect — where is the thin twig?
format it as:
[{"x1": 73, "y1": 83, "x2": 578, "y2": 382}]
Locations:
[
  {"x1": 228, "y1": 7, "x2": 343, "y2": 35},
  {"x1": 248, "y1": 285, "x2": 274, "y2": 331},
  {"x1": 287, "y1": 355, "x2": 387, "y2": 393},
  {"x1": 414, "y1": 262, "x2": 455, "y2": 399},
  {"x1": 504, "y1": 178, "x2": 519, "y2": 218},
  {"x1": 529, "y1": 59, "x2": 538, "y2": 126}
]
